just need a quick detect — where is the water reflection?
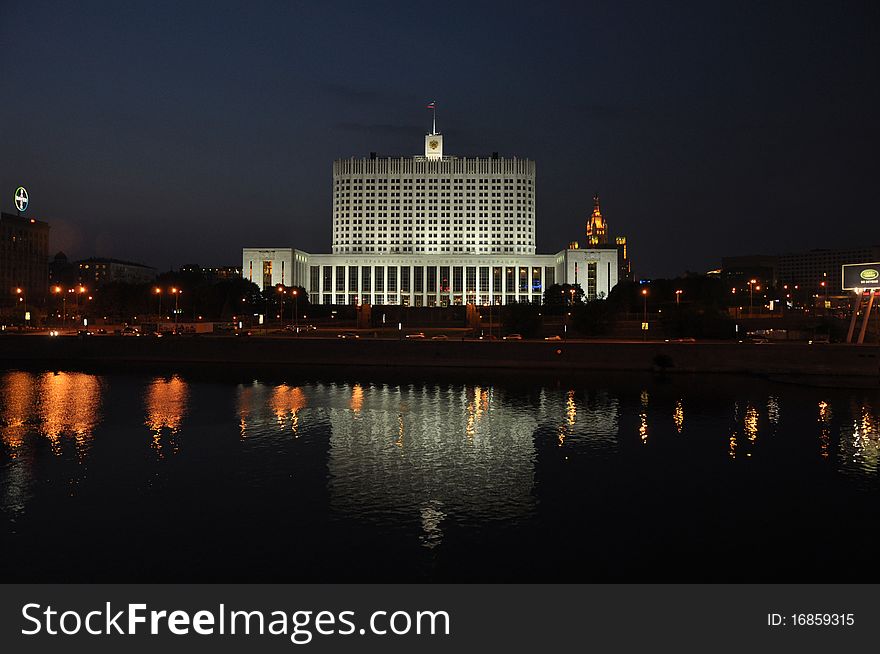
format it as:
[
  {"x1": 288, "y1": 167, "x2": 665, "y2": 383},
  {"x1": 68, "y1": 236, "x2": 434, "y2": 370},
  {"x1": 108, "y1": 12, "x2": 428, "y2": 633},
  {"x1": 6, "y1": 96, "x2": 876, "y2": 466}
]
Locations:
[
  {"x1": 39, "y1": 372, "x2": 102, "y2": 457},
  {"x1": 673, "y1": 400, "x2": 684, "y2": 434},
  {"x1": 839, "y1": 401, "x2": 880, "y2": 476},
  {"x1": 639, "y1": 390, "x2": 649, "y2": 445},
  {"x1": 1, "y1": 371, "x2": 102, "y2": 515},
  {"x1": 818, "y1": 400, "x2": 832, "y2": 460},
  {"x1": 729, "y1": 402, "x2": 760, "y2": 459},
  {"x1": 327, "y1": 382, "x2": 539, "y2": 549},
  {"x1": 5, "y1": 369, "x2": 880, "y2": 576},
  {"x1": 0, "y1": 371, "x2": 101, "y2": 458},
  {"x1": 145, "y1": 375, "x2": 188, "y2": 457},
  {"x1": 269, "y1": 385, "x2": 308, "y2": 436},
  {"x1": 1, "y1": 371, "x2": 36, "y2": 456}
]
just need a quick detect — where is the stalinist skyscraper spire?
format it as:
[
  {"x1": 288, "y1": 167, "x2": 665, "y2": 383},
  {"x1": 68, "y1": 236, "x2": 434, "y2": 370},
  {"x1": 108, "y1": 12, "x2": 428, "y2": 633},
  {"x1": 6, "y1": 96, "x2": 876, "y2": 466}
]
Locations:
[{"x1": 586, "y1": 193, "x2": 607, "y2": 246}]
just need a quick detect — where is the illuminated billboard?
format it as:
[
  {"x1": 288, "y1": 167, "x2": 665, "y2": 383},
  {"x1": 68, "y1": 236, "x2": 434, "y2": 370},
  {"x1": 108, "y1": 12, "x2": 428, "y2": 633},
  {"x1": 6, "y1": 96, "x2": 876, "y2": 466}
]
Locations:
[{"x1": 842, "y1": 262, "x2": 880, "y2": 291}]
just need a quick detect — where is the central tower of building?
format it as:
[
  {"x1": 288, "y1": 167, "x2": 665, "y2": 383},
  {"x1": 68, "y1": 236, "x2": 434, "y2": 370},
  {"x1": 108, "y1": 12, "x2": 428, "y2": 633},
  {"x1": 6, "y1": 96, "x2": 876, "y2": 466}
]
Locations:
[
  {"x1": 586, "y1": 194, "x2": 607, "y2": 246},
  {"x1": 331, "y1": 132, "x2": 536, "y2": 256}
]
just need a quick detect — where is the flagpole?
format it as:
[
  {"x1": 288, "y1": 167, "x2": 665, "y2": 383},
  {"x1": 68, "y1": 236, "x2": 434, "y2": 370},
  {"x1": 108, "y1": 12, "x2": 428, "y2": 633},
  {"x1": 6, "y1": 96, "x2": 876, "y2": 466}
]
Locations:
[{"x1": 432, "y1": 101, "x2": 436, "y2": 135}]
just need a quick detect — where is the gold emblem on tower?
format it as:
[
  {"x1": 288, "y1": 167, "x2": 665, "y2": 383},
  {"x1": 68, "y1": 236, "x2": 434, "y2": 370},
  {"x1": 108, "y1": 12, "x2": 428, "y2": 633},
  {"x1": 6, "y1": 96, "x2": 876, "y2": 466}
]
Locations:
[{"x1": 429, "y1": 139, "x2": 439, "y2": 150}]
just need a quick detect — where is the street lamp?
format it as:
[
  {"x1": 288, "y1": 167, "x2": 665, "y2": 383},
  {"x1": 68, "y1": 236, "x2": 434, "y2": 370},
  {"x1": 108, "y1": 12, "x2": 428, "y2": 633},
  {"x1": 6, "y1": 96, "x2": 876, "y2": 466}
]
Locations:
[
  {"x1": 53, "y1": 286, "x2": 67, "y2": 330},
  {"x1": 675, "y1": 289, "x2": 683, "y2": 305},
  {"x1": 154, "y1": 287, "x2": 163, "y2": 323},
  {"x1": 292, "y1": 288, "x2": 299, "y2": 332},
  {"x1": 75, "y1": 285, "x2": 86, "y2": 320},
  {"x1": 748, "y1": 279, "x2": 757, "y2": 315},
  {"x1": 15, "y1": 287, "x2": 27, "y2": 325},
  {"x1": 641, "y1": 287, "x2": 648, "y2": 340},
  {"x1": 277, "y1": 285, "x2": 285, "y2": 328},
  {"x1": 171, "y1": 287, "x2": 181, "y2": 329}
]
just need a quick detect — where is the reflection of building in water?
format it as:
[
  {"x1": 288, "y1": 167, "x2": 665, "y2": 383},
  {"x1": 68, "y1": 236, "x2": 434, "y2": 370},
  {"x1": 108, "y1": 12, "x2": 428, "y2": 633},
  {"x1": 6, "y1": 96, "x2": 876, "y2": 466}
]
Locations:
[
  {"x1": 0, "y1": 371, "x2": 101, "y2": 458},
  {"x1": 231, "y1": 380, "x2": 619, "y2": 548},
  {"x1": 767, "y1": 396, "x2": 780, "y2": 425},
  {"x1": 326, "y1": 382, "x2": 541, "y2": 549},
  {"x1": 838, "y1": 401, "x2": 879, "y2": 476},
  {"x1": 1, "y1": 371, "x2": 36, "y2": 456},
  {"x1": 673, "y1": 399, "x2": 684, "y2": 434},
  {"x1": 0, "y1": 371, "x2": 102, "y2": 515},
  {"x1": 728, "y1": 402, "x2": 762, "y2": 459},
  {"x1": 38, "y1": 372, "x2": 102, "y2": 457},
  {"x1": 818, "y1": 400, "x2": 832, "y2": 460},
  {"x1": 269, "y1": 385, "x2": 308, "y2": 436},
  {"x1": 549, "y1": 388, "x2": 620, "y2": 450},
  {"x1": 237, "y1": 382, "x2": 321, "y2": 439},
  {"x1": 145, "y1": 375, "x2": 188, "y2": 457},
  {"x1": 639, "y1": 390, "x2": 649, "y2": 445}
]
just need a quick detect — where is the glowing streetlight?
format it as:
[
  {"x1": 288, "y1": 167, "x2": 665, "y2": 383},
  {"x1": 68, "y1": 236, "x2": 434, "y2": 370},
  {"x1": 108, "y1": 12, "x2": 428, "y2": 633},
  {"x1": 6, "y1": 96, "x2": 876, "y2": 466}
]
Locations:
[
  {"x1": 748, "y1": 279, "x2": 757, "y2": 315},
  {"x1": 170, "y1": 288, "x2": 181, "y2": 328},
  {"x1": 277, "y1": 285, "x2": 285, "y2": 328},
  {"x1": 675, "y1": 289, "x2": 683, "y2": 305},
  {"x1": 53, "y1": 286, "x2": 67, "y2": 330},
  {"x1": 154, "y1": 287, "x2": 163, "y2": 322}
]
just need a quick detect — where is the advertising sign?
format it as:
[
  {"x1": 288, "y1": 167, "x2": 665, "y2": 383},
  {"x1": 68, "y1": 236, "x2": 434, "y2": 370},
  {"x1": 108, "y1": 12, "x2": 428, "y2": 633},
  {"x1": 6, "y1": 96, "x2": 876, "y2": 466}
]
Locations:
[
  {"x1": 14, "y1": 186, "x2": 28, "y2": 212},
  {"x1": 842, "y1": 262, "x2": 880, "y2": 290}
]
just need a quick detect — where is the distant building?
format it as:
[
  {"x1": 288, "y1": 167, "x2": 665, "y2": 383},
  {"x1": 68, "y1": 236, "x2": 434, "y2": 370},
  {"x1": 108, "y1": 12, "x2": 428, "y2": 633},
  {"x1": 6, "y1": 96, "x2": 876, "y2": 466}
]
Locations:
[
  {"x1": 49, "y1": 251, "x2": 78, "y2": 286},
  {"x1": 722, "y1": 247, "x2": 880, "y2": 293},
  {"x1": 1, "y1": 211, "x2": 49, "y2": 308},
  {"x1": 778, "y1": 247, "x2": 880, "y2": 293},
  {"x1": 76, "y1": 257, "x2": 156, "y2": 287},
  {"x1": 721, "y1": 255, "x2": 778, "y2": 291},
  {"x1": 583, "y1": 195, "x2": 633, "y2": 284},
  {"x1": 180, "y1": 264, "x2": 242, "y2": 283},
  {"x1": 585, "y1": 194, "x2": 607, "y2": 246}
]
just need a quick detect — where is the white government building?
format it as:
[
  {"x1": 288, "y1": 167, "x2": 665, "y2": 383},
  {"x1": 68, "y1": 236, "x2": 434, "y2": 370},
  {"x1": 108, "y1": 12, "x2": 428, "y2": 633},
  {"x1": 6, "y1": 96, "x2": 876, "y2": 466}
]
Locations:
[{"x1": 243, "y1": 127, "x2": 619, "y2": 306}]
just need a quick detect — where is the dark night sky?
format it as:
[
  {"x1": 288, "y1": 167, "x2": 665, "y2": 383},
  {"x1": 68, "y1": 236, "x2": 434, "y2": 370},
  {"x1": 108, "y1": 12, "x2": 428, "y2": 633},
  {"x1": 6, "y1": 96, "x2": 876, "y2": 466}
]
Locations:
[{"x1": 1, "y1": 1, "x2": 878, "y2": 278}]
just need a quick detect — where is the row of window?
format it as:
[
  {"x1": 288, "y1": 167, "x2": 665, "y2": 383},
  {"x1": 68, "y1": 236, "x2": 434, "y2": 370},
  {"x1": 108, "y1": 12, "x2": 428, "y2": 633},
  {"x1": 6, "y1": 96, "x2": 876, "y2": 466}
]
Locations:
[
  {"x1": 309, "y1": 265, "x2": 557, "y2": 295},
  {"x1": 314, "y1": 293, "x2": 545, "y2": 307}
]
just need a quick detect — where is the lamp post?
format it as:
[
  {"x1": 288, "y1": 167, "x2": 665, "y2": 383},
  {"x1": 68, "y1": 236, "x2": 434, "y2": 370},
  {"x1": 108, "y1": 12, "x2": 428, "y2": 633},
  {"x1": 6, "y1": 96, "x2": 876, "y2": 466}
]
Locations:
[
  {"x1": 75, "y1": 285, "x2": 86, "y2": 321},
  {"x1": 292, "y1": 288, "x2": 299, "y2": 332},
  {"x1": 52, "y1": 286, "x2": 65, "y2": 329},
  {"x1": 171, "y1": 287, "x2": 180, "y2": 329},
  {"x1": 154, "y1": 287, "x2": 162, "y2": 324},
  {"x1": 15, "y1": 287, "x2": 26, "y2": 326},
  {"x1": 277, "y1": 285, "x2": 285, "y2": 328},
  {"x1": 641, "y1": 287, "x2": 648, "y2": 341},
  {"x1": 675, "y1": 289, "x2": 683, "y2": 305},
  {"x1": 748, "y1": 279, "x2": 756, "y2": 315}
]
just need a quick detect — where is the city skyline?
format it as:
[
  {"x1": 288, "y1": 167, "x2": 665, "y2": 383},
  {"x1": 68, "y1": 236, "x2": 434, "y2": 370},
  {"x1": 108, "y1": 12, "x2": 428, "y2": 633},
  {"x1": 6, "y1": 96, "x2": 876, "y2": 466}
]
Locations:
[{"x1": 2, "y1": 1, "x2": 878, "y2": 278}]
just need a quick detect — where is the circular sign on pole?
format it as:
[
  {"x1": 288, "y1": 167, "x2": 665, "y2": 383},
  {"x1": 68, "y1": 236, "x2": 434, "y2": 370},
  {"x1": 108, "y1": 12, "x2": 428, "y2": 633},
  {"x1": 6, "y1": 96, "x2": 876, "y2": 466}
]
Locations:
[{"x1": 14, "y1": 186, "x2": 28, "y2": 213}]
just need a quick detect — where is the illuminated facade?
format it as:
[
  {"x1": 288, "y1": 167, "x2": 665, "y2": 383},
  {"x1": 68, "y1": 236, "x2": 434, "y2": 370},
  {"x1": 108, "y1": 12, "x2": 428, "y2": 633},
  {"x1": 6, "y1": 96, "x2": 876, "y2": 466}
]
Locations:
[
  {"x1": 582, "y1": 195, "x2": 632, "y2": 283},
  {"x1": 585, "y1": 194, "x2": 607, "y2": 246},
  {"x1": 243, "y1": 130, "x2": 619, "y2": 304}
]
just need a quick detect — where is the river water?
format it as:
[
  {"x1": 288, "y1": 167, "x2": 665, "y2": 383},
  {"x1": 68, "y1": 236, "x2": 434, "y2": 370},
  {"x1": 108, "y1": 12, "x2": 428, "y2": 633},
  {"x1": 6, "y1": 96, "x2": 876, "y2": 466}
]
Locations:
[{"x1": 1, "y1": 367, "x2": 878, "y2": 582}]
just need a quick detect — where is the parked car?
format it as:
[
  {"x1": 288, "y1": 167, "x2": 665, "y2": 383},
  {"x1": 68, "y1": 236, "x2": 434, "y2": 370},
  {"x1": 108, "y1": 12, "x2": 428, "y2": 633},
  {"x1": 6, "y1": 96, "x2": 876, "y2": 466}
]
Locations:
[
  {"x1": 479, "y1": 334, "x2": 498, "y2": 340},
  {"x1": 337, "y1": 332, "x2": 360, "y2": 339},
  {"x1": 431, "y1": 334, "x2": 448, "y2": 340},
  {"x1": 504, "y1": 333, "x2": 523, "y2": 340},
  {"x1": 121, "y1": 326, "x2": 140, "y2": 336},
  {"x1": 406, "y1": 332, "x2": 426, "y2": 339},
  {"x1": 544, "y1": 335, "x2": 562, "y2": 341}
]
